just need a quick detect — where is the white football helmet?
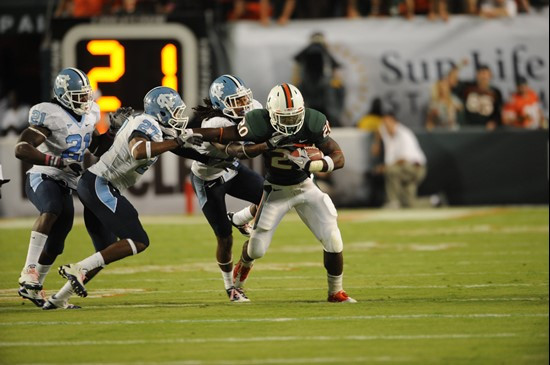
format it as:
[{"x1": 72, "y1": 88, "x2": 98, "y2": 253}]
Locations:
[{"x1": 266, "y1": 83, "x2": 305, "y2": 135}]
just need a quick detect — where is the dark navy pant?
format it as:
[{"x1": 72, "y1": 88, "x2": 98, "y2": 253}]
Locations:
[
  {"x1": 77, "y1": 171, "x2": 149, "y2": 252},
  {"x1": 192, "y1": 164, "x2": 263, "y2": 237},
  {"x1": 25, "y1": 173, "x2": 74, "y2": 255}
]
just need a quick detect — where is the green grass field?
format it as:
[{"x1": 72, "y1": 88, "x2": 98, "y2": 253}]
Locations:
[{"x1": 0, "y1": 207, "x2": 548, "y2": 364}]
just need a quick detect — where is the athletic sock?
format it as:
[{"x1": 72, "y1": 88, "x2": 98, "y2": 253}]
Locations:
[
  {"x1": 36, "y1": 264, "x2": 52, "y2": 285},
  {"x1": 327, "y1": 273, "x2": 344, "y2": 294},
  {"x1": 77, "y1": 252, "x2": 105, "y2": 272},
  {"x1": 54, "y1": 282, "x2": 74, "y2": 302},
  {"x1": 23, "y1": 231, "x2": 48, "y2": 268},
  {"x1": 232, "y1": 206, "x2": 254, "y2": 226},
  {"x1": 221, "y1": 270, "x2": 233, "y2": 290}
]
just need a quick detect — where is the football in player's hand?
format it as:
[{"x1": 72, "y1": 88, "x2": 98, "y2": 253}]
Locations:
[{"x1": 291, "y1": 146, "x2": 324, "y2": 160}]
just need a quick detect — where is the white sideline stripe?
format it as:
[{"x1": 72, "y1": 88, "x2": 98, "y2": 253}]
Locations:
[
  {"x1": 0, "y1": 333, "x2": 543, "y2": 347},
  {"x1": 0, "y1": 298, "x2": 547, "y2": 313},
  {"x1": 0, "y1": 313, "x2": 547, "y2": 327},
  {"x1": 17, "y1": 356, "x2": 413, "y2": 365}
]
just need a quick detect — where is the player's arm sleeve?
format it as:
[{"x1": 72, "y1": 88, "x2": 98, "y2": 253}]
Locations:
[
  {"x1": 170, "y1": 146, "x2": 210, "y2": 164},
  {"x1": 89, "y1": 129, "x2": 116, "y2": 157},
  {"x1": 191, "y1": 125, "x2": 244, "y2": 143}
]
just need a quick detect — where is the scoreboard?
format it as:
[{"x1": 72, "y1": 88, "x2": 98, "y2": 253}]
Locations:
[{"x1": 60, "y1": 23, "x2": 199, "y2": 113}]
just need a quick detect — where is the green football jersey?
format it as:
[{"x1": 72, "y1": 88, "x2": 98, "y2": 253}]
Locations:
[{"x1": 239, "y1": 108, "x2": 330, "y2": 185}]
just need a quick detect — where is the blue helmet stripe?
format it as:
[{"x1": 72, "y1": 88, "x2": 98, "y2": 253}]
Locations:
[
  {"x1": 224, "y1": 74, "x2": 242, "y2": 89},
  {"x1": 68, "y1": 67, "x2": 90, "y2": 87}
]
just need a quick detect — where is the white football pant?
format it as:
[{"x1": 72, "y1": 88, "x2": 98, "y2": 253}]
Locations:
[{"x1": 247, "y1": 177, "x2": 343, "y2": 259}]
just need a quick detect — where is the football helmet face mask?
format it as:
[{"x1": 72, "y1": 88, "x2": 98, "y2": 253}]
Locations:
[
  {"x1": 266, "y1": 83, "x2": 305, "y2": 136},
  {"x1": 143, "y1": 86, "x2": 189, "y2": 131},
  {"x1": 209, "y1": 75, "x2": 253, "y2": 119},
  {"x1": 53, "y1": 67, "x2": 93, "y2": 115}
]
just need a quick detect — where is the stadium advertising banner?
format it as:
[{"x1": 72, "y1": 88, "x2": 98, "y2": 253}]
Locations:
[{"x1": 230, "y1": 14, "x2": 549, "y2": 128}]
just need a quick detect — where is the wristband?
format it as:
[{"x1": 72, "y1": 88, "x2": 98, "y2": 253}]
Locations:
[
  {"x1": 45, "y1": 154, "x2": 63, "y2": 168},
  {"x1": 323, "y1": 156, "x2": 335, "y2": 172},
  {"x1": 145, "y1": 141, "x2": 151, "y2": 159}
]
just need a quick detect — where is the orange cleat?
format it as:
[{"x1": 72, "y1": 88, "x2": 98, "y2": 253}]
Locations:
[{"x1": 327, "y1": 290, "x2": 357, "y2": 303}]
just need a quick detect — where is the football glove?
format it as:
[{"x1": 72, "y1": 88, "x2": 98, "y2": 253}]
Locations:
[
  {"x1": 285, "y1": 149, "x2": 311, "y2": 172},
  {"x1": 61, "y1": 159, "x2": 83, "y2": 177},
  {"x1": 177, "y1": 129, "x2": 204, "y2": 148},
  {"x1": 108, "y1": 107, "x2": 134, "y2": 133},
  {"x1": 160, "y1": 125, "x2": 178, "y2": 140},
  {"x1": 266, "y1": 133, "x2": 292, "y2": 150}
]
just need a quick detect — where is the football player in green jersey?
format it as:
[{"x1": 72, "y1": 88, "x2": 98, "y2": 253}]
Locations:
[{"x1": 187, "y1": 83, "x2": 356, "y2": 303}]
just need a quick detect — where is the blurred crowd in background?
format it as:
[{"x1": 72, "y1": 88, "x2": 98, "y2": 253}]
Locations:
[{"x1": 49, "y1": 0, "x2": 549, "y2": 21}]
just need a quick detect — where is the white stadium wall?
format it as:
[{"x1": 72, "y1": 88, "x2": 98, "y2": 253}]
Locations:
[{"x1": 229, "y1": 14, "x2": 549, "y2": 128}]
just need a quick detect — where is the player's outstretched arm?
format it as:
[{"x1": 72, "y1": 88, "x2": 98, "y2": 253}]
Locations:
[
  {"x1": 129, "y1": 136, "x2": 180, "y2": 160},
  {"x1": 190, "y1": 125, "x2": 243, "y2": 144},
  {"x1": 213, "y1": 141, "x2": 270, "y2": 159}
]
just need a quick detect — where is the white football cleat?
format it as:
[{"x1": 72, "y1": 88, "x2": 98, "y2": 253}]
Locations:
[
  {"x1": 18, "y1": 265, "x2": 42, "y2": 290},
  {"x1": 226, "y1": 286, "x2": 250, "y2": 302},
  {"x1": 58, "y1": 264, "x2": 87, "y2": 298},
  {"x1": 18, "y1": 287, "x2": 46, "y2": 307},
  {"x1": 227, "y1": 212, "x2": 252, "y2": 237},
  {"x1": 42, "y1": 294, "x2": 81, "y2": 310},
  {"x1": 327, "y1": 290, "x2": 357, "y2": 303}
]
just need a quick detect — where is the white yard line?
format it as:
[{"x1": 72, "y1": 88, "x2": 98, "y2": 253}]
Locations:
[
  {"x1": 0, "y1": 313, "x2": 547, "y2": 327},
  {"x1": 10, "y1": 356, "x2": 414, "y2": 365},
  {"x1": 1, "y1": 333, "x2": 545, "y2": 348}
]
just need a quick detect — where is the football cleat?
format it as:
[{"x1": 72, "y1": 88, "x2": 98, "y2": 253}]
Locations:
[
  {"x1": 18, "y1": 265, "x2": 42, "y2": 290},
  {"x1": 58, "y1": 264, "x2": 87, "y2": 298},
  {"x1": 227, "y1": 211, "x2": 252, "y2": 237},
  {"x1": 226, "y1": 286, "x2": 250, "y2": 302},
  {"x1": 42, "y1": 295, "x2": 81, "y2": 310},
  {"x1": 233, "y1": 260, "x2": 253, "y2": 288},
  {"x1": 327, "y1": 290, "x2": 357, "y2": 303},
  {"x1": 18, "y1": 287, "x2": 46, "y2": 307}
]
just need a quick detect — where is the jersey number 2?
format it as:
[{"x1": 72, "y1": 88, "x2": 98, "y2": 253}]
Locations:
[{"x1": 62, "y1": 133, "x2": 92, "y2": 162}]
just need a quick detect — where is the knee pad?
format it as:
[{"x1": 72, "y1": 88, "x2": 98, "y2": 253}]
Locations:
[
  {"x1": 321, "y1": 228, "x2": 343, "y2": 253},
  {"x1": 247, "y1": 232, "x2": 268, "y2": 259}
]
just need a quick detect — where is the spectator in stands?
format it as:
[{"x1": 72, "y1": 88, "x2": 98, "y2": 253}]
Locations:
[
  {"x1": 370, "y1": 0, "x2": 416, "y2": 18},
  {"x1": 358, "y1": 98, "x2": 386, "y2": 207},
  {"x1": 0, "y1": 165, "x2": 9, "y2": 200},
  {"x1": 0, "y1": 90, "x2": 30, "y2": 136},
  {"x1": 293, "y1": 32, "x2": 345, "y2": 126},
  {"x1": 229, "y1": 0, "x2": 295, "y2": 26},
  {"x1": 456, "y1": 64, "x2": 503, "y2": 130},
  {"x1": 357, "y1": 97, "x2": 383, "y2": 132},
  {"x1": 425, "y1": 78, "x2": 463, "y2": 130},
  {"x1": 372, "y1": 107, "x2": 427, "y2": 209},
  {"x1": 463, "y1": 0, "x2": 479, "y2": 14},
  {"x1": 55, "y1": 0, "x2": 107, "y2": 17},
  {"x1": 479, "y1": 0, "x2": 518, "y2": 17},
  {"x1": 502, "y1": 76, "x2": 546, "y2": 129},
  {"x1": 428, "y1": 0, "x2": 449, "y2": 20}
]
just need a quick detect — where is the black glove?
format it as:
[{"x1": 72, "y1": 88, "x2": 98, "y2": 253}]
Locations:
[
  {"x1": 61, "y1": 159, "x2": 83, "y2": 177},
  {"x1": 108, "y1": 107, "x2": 134, "y2": 133},
  {"x1": 266, "y1": 133, "x2": 292, "y2": 150}
]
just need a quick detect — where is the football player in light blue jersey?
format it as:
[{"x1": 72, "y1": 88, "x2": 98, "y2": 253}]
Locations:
[
  {"x1": 14, "y1": 67, "x2": 127, "y2": 309},
  {"x1": 53, "y1": 86, "x2": 201, "y2": 302},
  {"x1": 190, "y1": 75, "x2": 272, "y2": 302}
]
